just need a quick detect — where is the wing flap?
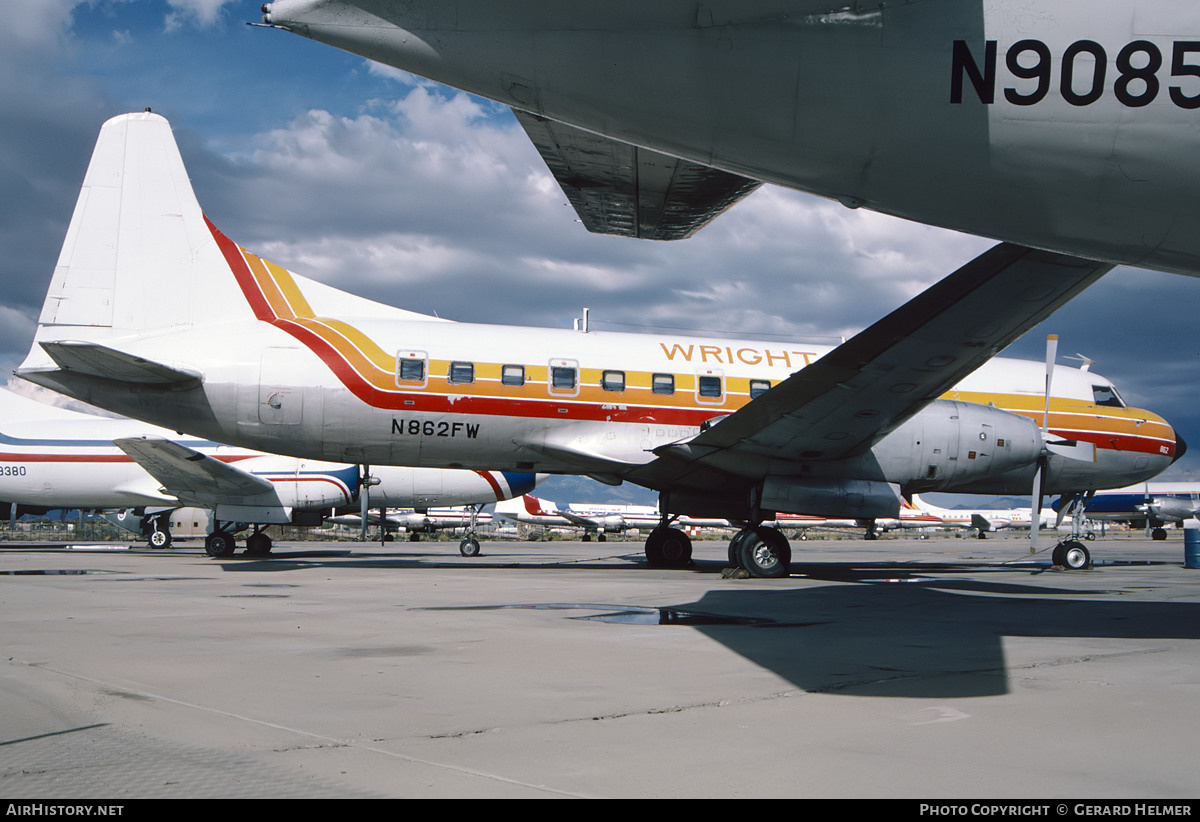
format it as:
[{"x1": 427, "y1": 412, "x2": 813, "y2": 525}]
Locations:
[{"x1": 514, "y1": 110, "x2": 760, "y2": 240}]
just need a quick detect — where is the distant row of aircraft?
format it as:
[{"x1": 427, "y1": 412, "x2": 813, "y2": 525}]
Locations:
[
  {"x1": 494, "y1": 489, "x2": 1200, "y2": 544},
  {"x1": 0, "y1": 387, "x2": 539, "y2": 557},
  {"x1": 4, "y1": 111, "x2": 1185, "y2": 577}
]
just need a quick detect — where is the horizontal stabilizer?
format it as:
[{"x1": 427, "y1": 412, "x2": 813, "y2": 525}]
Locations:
[
  {"x1": 114, "y1": 436, "x2": 273, "y2": 503},
  {"x1": 970, "y1": 514, "x2": 995, "y2": 532},
  {"x1": 35, "y1": 341, "x2": 202, "y2": 387},
  {"x1": 514, "y1": 110, "x2": 760, "y2": 240}
]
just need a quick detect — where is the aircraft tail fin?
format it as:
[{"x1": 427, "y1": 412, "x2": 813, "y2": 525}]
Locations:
[{"x1": 20, "y1": 112, "x2": 257, "y2": 372}]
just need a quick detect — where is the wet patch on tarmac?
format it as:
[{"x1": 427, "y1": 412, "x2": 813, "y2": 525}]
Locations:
[
  {"x1": 422, "y1": 602, "x2": 827, "y2": 627},
  {"x1": 0, "y1": 568, "x2": 118, "y2": 575}
]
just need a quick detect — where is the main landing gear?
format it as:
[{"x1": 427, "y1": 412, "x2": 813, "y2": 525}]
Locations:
[
  {"x1": 642, "y1": 516, "x2": 793, "y2": 579},
  {"x1": 203, "y1": 522, "x2": 273, "y2": 558},
  {"x1": 727, "y1": 526, "x2": 791, "y2": 578}
]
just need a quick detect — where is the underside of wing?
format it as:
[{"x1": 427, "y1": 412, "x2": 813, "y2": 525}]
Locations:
[
  {"x1": 114, "y1": 436, "x2": 273, "y2": 504},
  {"x1": 514, "y1": 110, "x2": 761, "y2": 240}
]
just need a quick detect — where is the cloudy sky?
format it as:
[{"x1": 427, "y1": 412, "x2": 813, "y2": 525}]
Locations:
[{"x1": 2, "y1": 1, "x2": 1197, "y2": 504}]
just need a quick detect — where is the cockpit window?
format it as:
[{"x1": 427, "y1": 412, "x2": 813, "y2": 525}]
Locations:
[{"x1": 1092, "y1": 384, "x2": 1125, "y2": 408}]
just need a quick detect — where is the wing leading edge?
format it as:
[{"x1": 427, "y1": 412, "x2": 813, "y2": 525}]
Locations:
[{"x1": 636, "y1": 244, "x2": 1114, "y2": 491}]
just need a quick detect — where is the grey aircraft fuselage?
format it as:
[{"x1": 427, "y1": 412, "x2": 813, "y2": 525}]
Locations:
[{"x1": 262, "y1": 0, "x2": 1200, "y2": 276}]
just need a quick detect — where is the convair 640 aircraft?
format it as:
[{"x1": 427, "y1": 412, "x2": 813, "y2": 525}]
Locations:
[
  {"x1": 0, "y1": 388, "x2": 539, "y2": 556},
  {"x1": 17, "y1": 113, "x2": 1182, "y2": 576},
  {"x1": 261, "y1": 1, "x2": 1200, "y2": 276}
]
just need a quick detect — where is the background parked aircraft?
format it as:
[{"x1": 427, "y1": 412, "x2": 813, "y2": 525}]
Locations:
[
  {"x1": 496, "y1": 494, "x2": 729, "y2": 541},
  {"x1": 910, "y1": 494, "x2": 1061, "y2": 538},
  {"x1": 0, "y1": 387, "x2": 540, "y2": 556},
  {"x1": 1062, "y1": 483, "x2": 1200, "y2": 540},
  {"x1": 327, "y1": 506, "x2": 495, "y2": 543}
]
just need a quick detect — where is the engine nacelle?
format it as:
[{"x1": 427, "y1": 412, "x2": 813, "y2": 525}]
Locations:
[
  {"x1": 599, "y1": 515, "x2": 627, "y2": 533},
  {"x1": 871, "y1": 400, "x2": 1044, "y2": 492}
]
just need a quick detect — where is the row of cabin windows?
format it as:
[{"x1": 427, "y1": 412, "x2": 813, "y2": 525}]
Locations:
[{"x1": 399, "y1": 358, "x2": 772, "y2": 400}]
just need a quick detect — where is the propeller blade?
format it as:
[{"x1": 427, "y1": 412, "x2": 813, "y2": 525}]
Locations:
[
  {"x1": 1041, "y1": 334, "x2": 1058, "y2": 433},
  {"x1": 1030, "y1": 457, "x2": 1044, "y2": 553},
  {"x1": 1030, "y1": 335, "x2": 1057, "y2": 555},
  {"x1": 360, "y1": 464, "x2": 370, "y2": 541}
]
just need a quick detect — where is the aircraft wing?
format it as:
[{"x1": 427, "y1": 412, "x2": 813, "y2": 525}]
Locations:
[
  {"x1": 113, "y1": 436, "x2": 274, "y2": 504},
  {"x1": 636, "y1": 244, "x2": 1114, "y2": 490},
  {"x1": 513, "y1": 110, "x2": 761, "y2": 240},
  {"x1": 554, "y1": 509, "x2": 603, "y2": 529}
]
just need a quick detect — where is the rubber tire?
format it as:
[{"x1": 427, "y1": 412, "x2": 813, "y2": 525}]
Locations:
[
  {"x1": 245, "y1": 532, "x2": 273, "y2": 557},
  {"x1": 1152, "y1": 528, "x2": 1167, "y2": 541},
  {"x1": 1052, "y1": 540, "x2": 1091, "y2": 570},
  {"x1": 459, "y1": 537, "x2": 481, "y2": 557},
  {"x1": 148, "y1": 529, "x2": 171, "y2": 549},
  {"x1": 736, "y1": 527, "x2": 792, "y2": 578},
  {"x1": 645, "y1": 527, "x2": 692, "y2": 568},
  {"x1": 204, "y1": 531, "x2": 236, "y2": 558}
]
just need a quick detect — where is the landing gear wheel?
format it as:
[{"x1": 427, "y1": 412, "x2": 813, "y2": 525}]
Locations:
[
  {"x1": 245, "y1": 532, "x2": 273, "y2": 557},
  {"x1": 459, "y1": 537, "x2": 481, "y2": 557},
  {"x1": 1152, "y1": 527, "x2": 1167, "y2": 541},
  {"x1": 598, "y1": 533, "x2": 607, "y2": 542},
  {"x1": 645, "y1": 527, "x2": 692, "y2": 568},
  {"x1": 148, "y1": 529, "x2": 171, "y2": 549},
  {"x1": 1052, "y1": 540, "x2": 1091, "y2": 570},
  {"x1": 204, "y1": 530, "x2": 236, "y2": 558},
  {"x1": 735, "y1": 527, "x2": 792, "y2": 578}
]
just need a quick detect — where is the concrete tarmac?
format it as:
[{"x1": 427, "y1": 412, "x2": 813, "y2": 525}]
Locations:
[{"x1": 1, "y1": 532, "x2": 1197, "y2": 799}]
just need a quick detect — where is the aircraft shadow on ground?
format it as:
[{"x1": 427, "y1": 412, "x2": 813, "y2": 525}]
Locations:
[
  {"x1": 210, "y1": 550, "x2": 1200, "y2": 701},
  {"x1": 676, "y1": 580, "x2": 1200, "y2": 699}
]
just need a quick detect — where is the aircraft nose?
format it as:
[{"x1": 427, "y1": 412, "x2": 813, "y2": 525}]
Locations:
[{"x1": 1172, "y1": 433, "x2": 1187, "y2": 464}]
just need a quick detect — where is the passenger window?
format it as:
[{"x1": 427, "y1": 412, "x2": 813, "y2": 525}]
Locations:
[
  {"x1": 652, "y1": 373, "x2": 675, "y2": 395},
  {"x1": 601, "y1": 370, "x2": 625, "y2": 392},
  {"x1": 551, "y1": 366, "x2": 577, "y2": 390},
  {"x1": 501, "y1": 364, "x2": 525, "y2": 386},
  {"x1": 698, "y1": 375, "x2": 722, "y2": 398},
  {"x1": 397, "y1": 354, "x2": 426, "y2": 384},
  {"x1": 1092, "y1": 384, "x2": 1125, "y2": 408},
  {"x1": 749, "y1": 379, "x2": 771, "y2": 399},
  {"x1": 448, "y1": 361, "x2": 474, "y2": 385}
]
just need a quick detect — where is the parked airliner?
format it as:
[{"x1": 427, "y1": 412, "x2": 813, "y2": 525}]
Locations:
[
  {"x1": 16, "y1": 113, "x2": 1181, "y2": 576},
  {"x1": 0, "y1": 388, "x2": 538, "y2": 556}
]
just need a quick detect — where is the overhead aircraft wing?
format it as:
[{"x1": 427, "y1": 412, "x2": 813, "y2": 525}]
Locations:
[
  {"x1": 513, "y1": 110, "x2": 761, "y2": 240},
  {"x1": 635, "y1": 244, "x2": 1114, "y2": 491},
  {"x1": 114, "y1": 436, "x2": 274, "y2": 504}
]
